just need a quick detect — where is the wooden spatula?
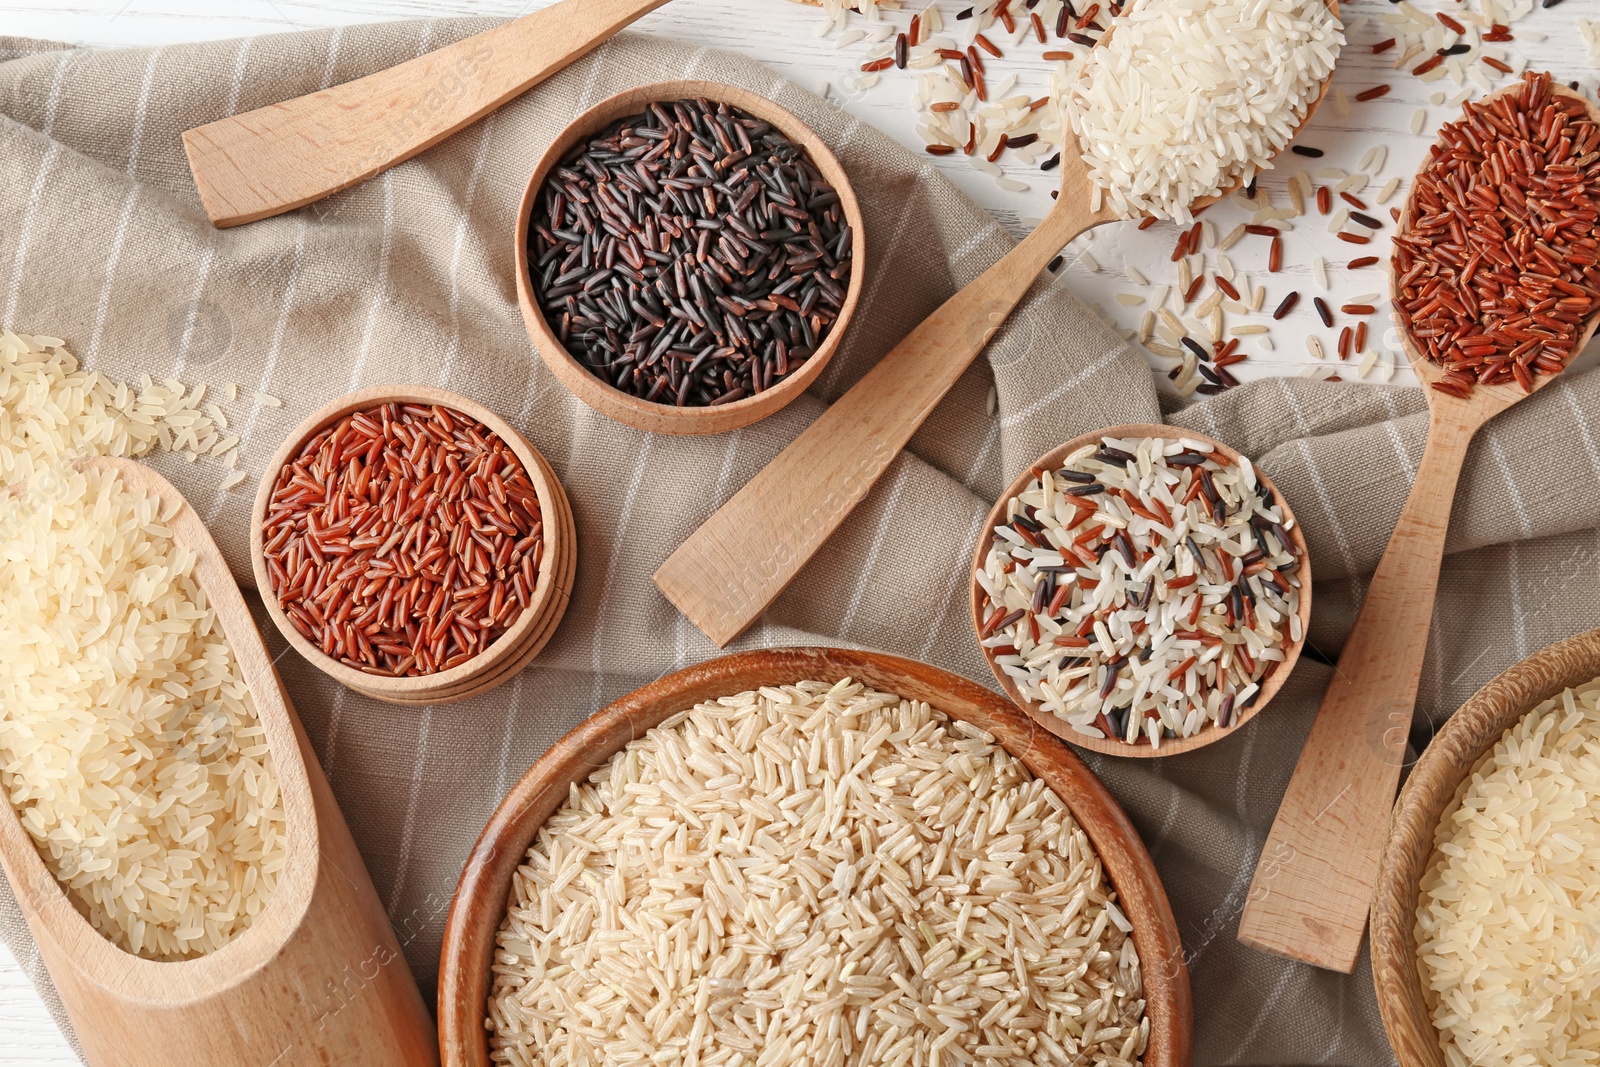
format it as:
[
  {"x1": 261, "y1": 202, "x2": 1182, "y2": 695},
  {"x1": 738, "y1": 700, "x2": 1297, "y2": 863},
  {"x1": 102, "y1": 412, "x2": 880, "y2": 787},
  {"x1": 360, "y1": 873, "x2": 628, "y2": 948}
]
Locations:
[
  {"x1": 183, "y1": 0, "x2": 673, "y2": 227},
  {"x1": 1236, "y1": 78, "x2": 1600, "y2": 974},
  {"x1": 654, "y1": 2, "x2": 1341, "y2": 646}
]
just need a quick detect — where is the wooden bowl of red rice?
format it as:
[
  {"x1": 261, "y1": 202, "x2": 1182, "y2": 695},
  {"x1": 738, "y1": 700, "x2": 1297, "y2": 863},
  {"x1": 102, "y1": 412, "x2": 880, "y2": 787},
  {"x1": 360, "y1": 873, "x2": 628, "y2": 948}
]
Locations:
[
  {"x1": 248, "y1": 384, "x2": 576, "y2": 706},
  {"x1": 438, "y1": 647, "x2": 1192, "y2": 1067}
]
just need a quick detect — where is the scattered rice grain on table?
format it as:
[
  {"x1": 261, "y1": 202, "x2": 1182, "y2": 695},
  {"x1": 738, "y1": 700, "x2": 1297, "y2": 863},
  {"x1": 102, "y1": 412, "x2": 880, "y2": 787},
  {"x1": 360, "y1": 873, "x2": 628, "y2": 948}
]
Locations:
[{"x1": 488, "y1": 679, "x2": 1147, "y2": 1067}]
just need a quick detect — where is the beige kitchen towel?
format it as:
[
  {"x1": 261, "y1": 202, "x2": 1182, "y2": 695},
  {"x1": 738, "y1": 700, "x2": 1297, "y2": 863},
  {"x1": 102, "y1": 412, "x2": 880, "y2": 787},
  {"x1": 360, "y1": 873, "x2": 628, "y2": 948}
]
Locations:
[{"x1": 3, "y1": 18, "x2": 1599, "y2": 1066}]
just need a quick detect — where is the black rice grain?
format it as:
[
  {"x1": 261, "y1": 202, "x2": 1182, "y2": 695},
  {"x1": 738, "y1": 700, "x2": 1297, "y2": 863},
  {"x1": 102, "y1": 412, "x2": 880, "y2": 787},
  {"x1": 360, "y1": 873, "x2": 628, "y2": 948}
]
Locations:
[{"x1": 530, "y1": 98, "x2": 854, "y2": 407}]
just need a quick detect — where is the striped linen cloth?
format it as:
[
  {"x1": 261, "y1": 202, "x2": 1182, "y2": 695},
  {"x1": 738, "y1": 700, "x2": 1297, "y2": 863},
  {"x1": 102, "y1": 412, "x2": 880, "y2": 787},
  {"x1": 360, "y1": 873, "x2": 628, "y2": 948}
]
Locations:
[{"x1": 4, "y1": 19, "x2": 1600, "y2": 1065}]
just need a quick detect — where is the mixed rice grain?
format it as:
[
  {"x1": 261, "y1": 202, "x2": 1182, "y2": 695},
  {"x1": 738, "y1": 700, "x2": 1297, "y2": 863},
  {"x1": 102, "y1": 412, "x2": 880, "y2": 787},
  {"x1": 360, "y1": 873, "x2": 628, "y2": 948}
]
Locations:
[{"x1": 975, "y1": 436, "x2": 1303, "y2": 747}]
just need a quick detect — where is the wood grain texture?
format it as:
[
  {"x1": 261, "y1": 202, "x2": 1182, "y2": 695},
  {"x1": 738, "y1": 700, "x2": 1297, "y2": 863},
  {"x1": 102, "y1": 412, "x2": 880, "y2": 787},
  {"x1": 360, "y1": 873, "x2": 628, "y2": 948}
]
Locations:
[
  {"x1": 652, "y1": 0, "x2": 1339, "y2": 648},
  {"x1": 181, "y1": 0, "x2": 673, "y2": 227},
  {"x1": 247, "y1": 384, "x2": 577, "y2": 706},
  {"x1": 0, "y1": 458, "x2": 437, "y2": 1067},
  {"x1": 514, "y1": 80, "x2": 867, "y2": 435},
  {"x1": 437, "y1": 647, "x2": 1193, "y2": 1067},
  {"x1": 969, "y1": 423, "x2": 1313, "y2": 759},
  {"x1": 1370, "y1": 626, "x2": 1600, "y2": 1067},
  {"x1": 1236, "y1": 82, "x2": 1600, "y2": 974}
]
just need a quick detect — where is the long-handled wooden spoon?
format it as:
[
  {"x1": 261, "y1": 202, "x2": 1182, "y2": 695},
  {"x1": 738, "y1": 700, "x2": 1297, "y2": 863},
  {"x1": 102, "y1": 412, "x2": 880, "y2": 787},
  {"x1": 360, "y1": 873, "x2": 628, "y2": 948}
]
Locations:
[
  {"x1": 1236, "y1": 78, "x2": 1600, "y2": 974},
  {"x1": 183, "y1": 0, "x2": 672, "y2": 227},
  {"x1": 654, "y1": 2, "x2": 1340, "y2": 647},
  {"x1": 0, "y1": 459, "x2": 437, "y2": 1066}
]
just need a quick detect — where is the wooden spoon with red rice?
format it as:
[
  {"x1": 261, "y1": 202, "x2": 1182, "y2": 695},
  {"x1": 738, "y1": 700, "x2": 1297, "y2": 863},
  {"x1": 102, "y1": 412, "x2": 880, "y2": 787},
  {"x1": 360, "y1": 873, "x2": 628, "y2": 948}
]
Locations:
[{"x1": 1239, "y1": 72, "x2": 1600, "y2": 975}]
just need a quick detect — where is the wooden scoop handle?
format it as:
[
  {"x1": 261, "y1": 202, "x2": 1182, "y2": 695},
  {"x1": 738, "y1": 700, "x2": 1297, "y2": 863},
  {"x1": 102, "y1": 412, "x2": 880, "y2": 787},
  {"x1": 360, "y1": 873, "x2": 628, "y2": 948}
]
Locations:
[
  {"x1": 654, "y1": 203, "x2": 1101, "y2": 646},
  {"x1": 182, "y1": 0, "x2": 671, "y2": 227},
  {"x1": 1236, "y1": 407, "x2": 1479, "y2": 973}
]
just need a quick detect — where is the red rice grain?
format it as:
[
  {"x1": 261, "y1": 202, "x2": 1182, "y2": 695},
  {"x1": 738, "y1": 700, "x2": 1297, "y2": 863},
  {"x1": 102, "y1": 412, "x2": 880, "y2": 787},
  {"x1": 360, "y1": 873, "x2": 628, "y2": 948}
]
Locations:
[
  {"x1": 262, "y1": 403, "x2": 544, "y2": 677},
  {"x1": 1393, "y1": 73, "x2": 1600, "y2": 397}
]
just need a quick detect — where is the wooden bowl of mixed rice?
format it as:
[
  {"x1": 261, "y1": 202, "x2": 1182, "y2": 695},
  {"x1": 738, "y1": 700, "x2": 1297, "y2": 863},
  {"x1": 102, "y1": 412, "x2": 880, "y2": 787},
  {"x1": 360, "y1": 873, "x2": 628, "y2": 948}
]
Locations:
[
  {"x1": 437, "y1": 647, "x2": 1192, "y2": 1067},
  {"x1": 1372, "y1": 626, "x2": 1600, "y2": 1067},
  {"x1": 971, "y1": 424, "x2": 1312, "y2": 758}
]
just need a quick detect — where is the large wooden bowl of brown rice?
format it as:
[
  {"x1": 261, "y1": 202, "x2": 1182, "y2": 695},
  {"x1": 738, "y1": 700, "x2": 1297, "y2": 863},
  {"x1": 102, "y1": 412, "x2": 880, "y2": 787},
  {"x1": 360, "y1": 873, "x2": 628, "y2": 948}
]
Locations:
[
  {"x1": 439, "y1": 647, "x2": 1191, "y2": 1067},
  {"x1": 1373, "y1": 626, "x2": 1600, "y2": 1067}
]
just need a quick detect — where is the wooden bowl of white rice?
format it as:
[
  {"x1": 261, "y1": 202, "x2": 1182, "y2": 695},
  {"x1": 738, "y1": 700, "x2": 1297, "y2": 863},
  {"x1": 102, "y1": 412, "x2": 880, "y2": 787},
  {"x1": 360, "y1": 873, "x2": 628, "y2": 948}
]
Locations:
[
  {"x1": 1373, "y1": 626, "x2": 1600, "y2": 1067},
  {"x1": 438, "y1": 647, "x2": 1192, "y2": 1067}
]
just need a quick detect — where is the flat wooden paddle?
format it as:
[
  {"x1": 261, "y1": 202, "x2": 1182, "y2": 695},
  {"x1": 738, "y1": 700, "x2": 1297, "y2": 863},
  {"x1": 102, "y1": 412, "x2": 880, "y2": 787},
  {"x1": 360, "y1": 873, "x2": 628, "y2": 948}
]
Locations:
[
  {"x1": 180, "y1": 0, "x2": 855, "y2": 227},
  {"x1": 183, "y1": 0, "x2": 673, "y2": 227},
  {"x1": 654, "y1": 2, "x2": 1339, "y2": 646},
  {"x1": 1236, "y1": 79, "x2": 1600, "y2": 974}
]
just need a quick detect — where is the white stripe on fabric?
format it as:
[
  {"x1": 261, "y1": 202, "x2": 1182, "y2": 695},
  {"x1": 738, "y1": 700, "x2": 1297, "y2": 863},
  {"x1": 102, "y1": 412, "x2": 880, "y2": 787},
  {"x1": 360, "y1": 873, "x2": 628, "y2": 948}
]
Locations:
[
  {"x1": 36, "y1": 49, "x2": 71, "y2": 133},
  {"x1": 819, "y1": 167, "x2": 931, "y2": 393},
  {"x1": 1561, "y1": 379, "x2": 1600, "y2": 483},
  {"x1": 1147, "y1": 787, "x2": 1181, "y2": 859},
  {"x1": 1507, "y1": 541, "x2": 1527, "y2": 659},
  {"x1": 224, "y1": 37, "x2": 253, "y2": 116},
  {"x1": 962, "y1": 418, "x2": 1000, "y2": 489},
  {"x1": 1, "y1": 51, "x2": 71, "y2": 324},
  {"x1": 174, "y1": 242, "x2": 217, "y2": 375},
  {"x1": 1197, "y1": 399, "x2": 1224, "y2": 438},
  {"x1": 1275, "y1": 375, "x2": 1312, "y2": 436},
  {"x1": 1293, "y1": 436, "x2": 1357, "y2": 577},
  {"x1": 320, "y1": 27, "x2": 345, "y2": 90},
  {"x1": 681, "y1": 46, "x2": 710, "y2": 80},
  {"x1": 439, "y1": 115, "x2": 499, "y2": 386},
  {"x1": 124, "y1": 48, "x2": 164, "y2": 180},
  {"x1": 835, "y1": 461, "x2": 911, "y2": 639},
  {"x1": 1378, "y1": 394, "x2": 1417, "y2": 478},
  {"x1": 387, "y1": 704, "x2": 434, "y2": 909},
  {"x1": 493, "y1": 675, "x2": 526, "y2": 797},
  {"x1": 347, "y1": 171, "x2": 396, "y2": 391},
  {"x1": 86, "y1": 186, "x2": 142, "y2": 364},
  {"x1": 1186, "y1": 724, "x2": 1261, "y2": 968},
  {"x1": 999, "y1": 344, "x2": 1123, "y2": 428},
  {"x1": 322, "y1": 686, "x2": 349, "y2": 778},
  {"x1": 1384, "y1": 420, "x2": 1416, "y2": 480},
  {"x1": 1236, "y1": 966, "x2": 1297, "y2": 1056},
  {"x1": 1430, "y1": 598, "x2": 1447, "y2": 704},
  {"x1": 917, "y1": 503, "x2": 987, "y2": 660},
  {"x1": 1487, "y1": 430, "x2": 1533, "y2": 537},
  {"x1": 947, "y1": 219, "x2": 1004, "y2": 268},
  {"x1": 207, "y1": 215, "x2": 308, "y2": 523},
  {"x1": 2, "y1": 141, "x2": 60, "y2": 327},
  {"x1": 587, "y1": 435, "x2": 656, "y2": 712},
  {"x1": 909, "y1": 416, "x2": 1003, "y2": 658}
]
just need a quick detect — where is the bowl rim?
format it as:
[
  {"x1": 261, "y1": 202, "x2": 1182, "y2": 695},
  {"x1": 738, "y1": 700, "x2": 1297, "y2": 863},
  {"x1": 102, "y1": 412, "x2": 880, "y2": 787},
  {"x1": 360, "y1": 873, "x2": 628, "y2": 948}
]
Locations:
[
  {"x1": 437, "y1": 646, "x2": 1194, "y2": 1067},
  {"x1": 969, "y1": 422, "x2": 1314, "y2": 758},
  {"x1": 512, "y1": 78, "x2": 868, "y2": 436},
  {"x1": 1372, "y1": 625, "x2": 1600, "y2": 1067},
  {"x1": 247, "y1": 383, "x2": 573, "y2": 700}
]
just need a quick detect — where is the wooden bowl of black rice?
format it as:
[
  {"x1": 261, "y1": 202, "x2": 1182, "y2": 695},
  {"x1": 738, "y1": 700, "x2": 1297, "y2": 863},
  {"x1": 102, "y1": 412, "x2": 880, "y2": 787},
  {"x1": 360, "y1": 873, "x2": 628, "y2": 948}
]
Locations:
[{"x1": 515, "y1": 80, "x2": 865, "y2": 435}]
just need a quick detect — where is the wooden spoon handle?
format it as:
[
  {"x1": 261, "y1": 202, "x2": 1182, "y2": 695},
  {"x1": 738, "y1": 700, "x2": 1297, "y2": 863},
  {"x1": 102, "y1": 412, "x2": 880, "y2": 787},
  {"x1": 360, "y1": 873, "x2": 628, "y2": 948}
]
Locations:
[
  {"x1": 182, "y1": 0, "x2": 672, "y2": 227},
  {"x1": 654, "y1": 206, "x2": 1095, "y2": 646},
  {"x1": 1236, "y1": 409, "x2": 1479, "y2": 973}
]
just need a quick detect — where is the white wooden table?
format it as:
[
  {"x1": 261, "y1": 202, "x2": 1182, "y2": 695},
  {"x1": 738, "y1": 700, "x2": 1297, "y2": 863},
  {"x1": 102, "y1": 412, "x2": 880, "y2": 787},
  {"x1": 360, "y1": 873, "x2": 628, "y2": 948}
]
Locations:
[{"x1": 1, "y1": 0, "x2": 1596, "y2": 1061}]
